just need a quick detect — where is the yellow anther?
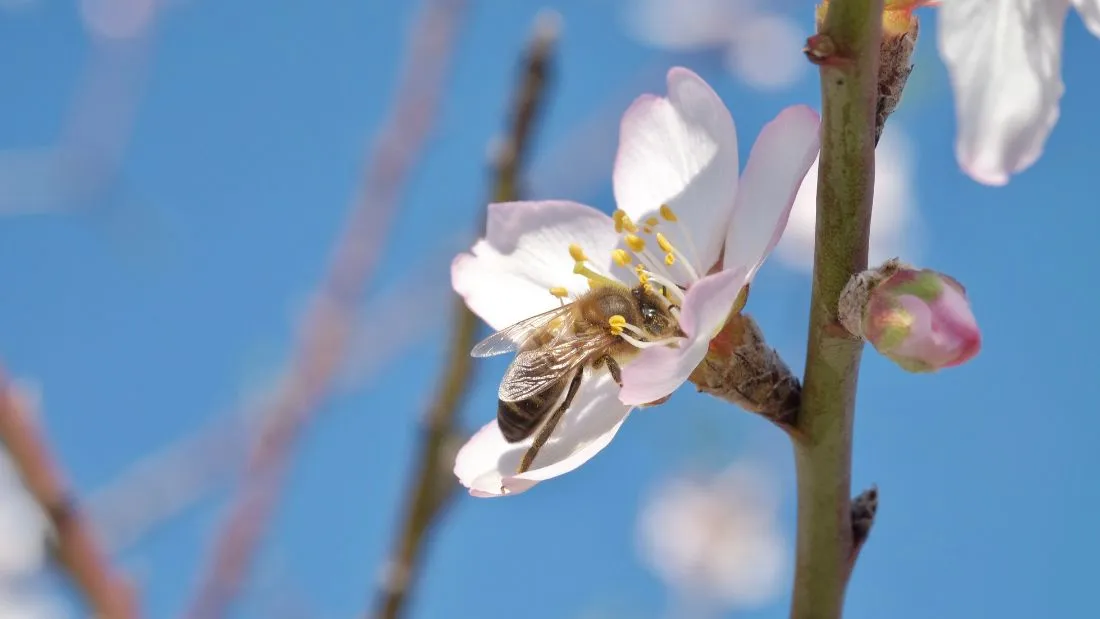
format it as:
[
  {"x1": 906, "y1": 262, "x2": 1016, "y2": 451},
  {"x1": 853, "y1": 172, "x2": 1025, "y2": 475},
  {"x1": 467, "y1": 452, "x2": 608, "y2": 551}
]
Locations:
[
  {"x1": 625, "y1": 234, "x2": 645, "y2": 252},
  {"x1": 643, "y1": 227, "x2": 653, "y2": 234},
  {"x1": 608, "y1": 314, "x2": 627, "y2": 336},
  {"x1": 659, "y1": 204, "x2": 678, "y2": 222},
  {"x1": 613, "y1": 210, "x2": 638, "y2": 233},
  {"x1": 656, "y1": 232, "x2": 674, "y2": 253},
  {"x1": 645, "y1": 217, "x2": 659, "y2": 227},
  {"x1": 549, "y1": 286, "x2": 569, "y2": 298},
  {"x1": 568, "y1": 244, "x2": 587, "y2": 262},
  {"x1": 612, "y1": 249, "x2": 632, "y2": 266},
  {"x1": 665, "y1": 252, "x2": 675, "y2": 266}
]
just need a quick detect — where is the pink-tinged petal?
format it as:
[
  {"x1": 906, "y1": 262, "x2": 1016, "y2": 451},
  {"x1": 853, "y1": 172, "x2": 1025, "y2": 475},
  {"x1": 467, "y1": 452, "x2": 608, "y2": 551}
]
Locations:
[
  {"x1": 863, "y1": 268, "x2": 981, "y2": 372},
  {"x1": 452, "y1": 200, "x2": 619, "y2": 330},
  {"x1": 724, "y1": 105, "x2": 820, "y2": 278},
  {"x1": 619, "y1": 268, "x2": 748, "y2": 405},
  {"x1": 1072, "y1": 0, "x2": 1100, "y2": 36},
  {"x1": 613, "y1": 67, "x2": 739, "y2": 278},
  {"x1": 938, "y1": 0, "x2": 1070, "y2": 186},
  {"x1": 454, "y1": 374, "x2": 632, "y2": 497}
]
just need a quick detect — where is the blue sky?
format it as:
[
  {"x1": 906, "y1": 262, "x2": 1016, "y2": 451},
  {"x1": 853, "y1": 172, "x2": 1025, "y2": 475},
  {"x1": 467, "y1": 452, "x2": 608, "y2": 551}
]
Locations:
[{"x1": 1, "y1": 1, "x2": 1099, "y2": 618}]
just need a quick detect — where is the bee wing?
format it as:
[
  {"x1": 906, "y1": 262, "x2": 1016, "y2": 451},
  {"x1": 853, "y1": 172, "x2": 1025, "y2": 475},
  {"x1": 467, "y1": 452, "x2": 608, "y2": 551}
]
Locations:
[
  {"x1": 470, "y1": 304, "x2": 575, "y2": 358},
  {"x1": 498, "y1": 333, "x2": 616, "y2": 402}
]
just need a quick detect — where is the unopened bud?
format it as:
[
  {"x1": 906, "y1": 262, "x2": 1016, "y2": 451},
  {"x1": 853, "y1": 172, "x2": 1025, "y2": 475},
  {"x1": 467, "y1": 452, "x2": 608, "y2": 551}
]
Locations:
[{"x1": 840, "y1": 260, "x2": 981, "y2": 372}]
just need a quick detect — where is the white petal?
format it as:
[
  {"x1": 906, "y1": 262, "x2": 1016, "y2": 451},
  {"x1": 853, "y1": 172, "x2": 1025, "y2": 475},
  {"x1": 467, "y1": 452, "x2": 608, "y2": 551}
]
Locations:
[
  {"x1": 723, "y1": 105, "x2": 819, "y2": 278},
  {"x1": 0, "y1": 452, "x2": 48, "y2": 576},
  {"x1": 774, "y1": 125, "x2": 918, "y2": 271},
  {"x1": 613, "y1": 67, "x2": 739, "y2": 277},
  {"x1": 938, "y1": 0, "x2": 1070, "y2": 185},
  {"x1": 619, "y1": 268, "x2": 747, "y2": 405},
  {"x1": 726, "y1": 13, "x2": 808, "y2": 92},
  {"x1": 453, "y1": 374, "x2": 632, "y2": 497},
  {"x1": 1072, "y1": 0, "x2": 1100, "y2": 36},
  {"x1": 451, "y1": 200, "x2": 619, "y2": 330}
]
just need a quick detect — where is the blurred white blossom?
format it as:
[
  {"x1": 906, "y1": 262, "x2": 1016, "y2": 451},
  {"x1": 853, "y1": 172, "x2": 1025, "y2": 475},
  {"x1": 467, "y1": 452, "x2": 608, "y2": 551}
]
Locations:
[
  {"x1": 0, "y1": 449, "x2": 64, "y2": 619},
  {"x1": 776, "y1": 125, "x2": 920, "y2": 271},
  {"x1": 637, "y1": 462, "x2": 787, "y2": 611},
  {"x1": 625, "y1": 0, "x2": 807, "y2": 91}
]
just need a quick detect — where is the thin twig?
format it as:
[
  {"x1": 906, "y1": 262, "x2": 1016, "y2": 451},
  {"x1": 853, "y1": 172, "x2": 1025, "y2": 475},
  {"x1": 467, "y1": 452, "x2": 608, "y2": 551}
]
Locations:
[
  {"x1": 790, "y1": 1, "x2": 882, "y2": 618},
  {"x1": 181, "y1": 2, "x2": 468, "y2": 617},
  {"x1": 0, "y1": 370, "x2": 139, "y2": 619},
  {"x1": 370, "y1": 14, "x2": 559, "y2": 619}
]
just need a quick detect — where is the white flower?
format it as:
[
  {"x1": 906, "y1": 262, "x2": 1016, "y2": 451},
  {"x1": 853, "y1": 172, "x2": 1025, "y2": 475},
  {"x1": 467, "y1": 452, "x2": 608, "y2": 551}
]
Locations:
[
  {"x1": 625, "y1": 0, "x2": 808, "y2": 91},
  {"x1": 451, "y1": 68, "x2": 820, "y2": 497},
  {"x1": 0, "y1": 449, "x2": 62, "y2": 619},
  {"x1": 776, "y1": 125, "x2": 918, "y2": 270},
  {"x1": 637, "y1": 462, "x2": 787, "y2": 609},
  {"x1": 937, "y1": 0, "x2": 1100, "y2": 185}
]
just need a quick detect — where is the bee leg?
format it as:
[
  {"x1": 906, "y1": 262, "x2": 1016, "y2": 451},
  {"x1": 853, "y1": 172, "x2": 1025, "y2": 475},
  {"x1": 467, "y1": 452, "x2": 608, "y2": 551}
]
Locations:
[
  {"x1": 517, "y1": 369, "x2": 583, "y2": 474},
  {"x1": 601, "y1": 355, "x2": 623, "y2": 387}
]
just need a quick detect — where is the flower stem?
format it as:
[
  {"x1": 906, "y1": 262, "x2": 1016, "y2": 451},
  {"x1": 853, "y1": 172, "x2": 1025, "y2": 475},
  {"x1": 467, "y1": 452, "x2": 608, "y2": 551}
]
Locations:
[{"x1": 790, "y1": 1, "x2": 882, "y2": 618}]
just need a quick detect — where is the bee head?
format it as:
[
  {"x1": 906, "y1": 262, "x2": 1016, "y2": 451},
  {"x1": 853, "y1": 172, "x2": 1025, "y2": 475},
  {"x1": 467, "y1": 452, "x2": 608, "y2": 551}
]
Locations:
[{"x1": 631, "y1": 285, "x2": 681, "y2": 338}]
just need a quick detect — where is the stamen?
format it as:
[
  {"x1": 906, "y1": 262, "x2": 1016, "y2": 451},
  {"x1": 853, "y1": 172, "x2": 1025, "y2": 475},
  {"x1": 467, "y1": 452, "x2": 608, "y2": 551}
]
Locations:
[
  {"x1": 655, "y1": 233, "x2": 673, "y2": 253},
  {"x1": 613, "y1": 209, "x2": 638, "y2": 233},
  {"x1": 625, "y1": 234, "x2": 646, "y2": 252},
  {"x1": 659, "y1": 204, "x2": 678, "y2": 222},
  {"x1": 608, "y1": 314, "x2": 627, "y2": 336},
  {"x1": 664, "y1": 253, "x2": 675, "y2": 266},
  {"x1": 621, "y1": 332, "x2": 684, "y2": 349},
  {"x1": 619, "y1": 322, "x2": 649, "y2": 339},
  {"x1": 612, "y1": 249, "x2": 632, "y2": 267},
  {"x1": 645, "y1": 216, "x2": 659, "y2": 227},
  {"x1": 549, "y1": 286, "x2": 569, "y2": 298},
  {"x1": 643, "y1": 227, "x2": 653, "y2": 234},
  {"x1": 643, "y1": 271, "x2": 686, "y2": 304},
  {"x1": 568, "y1": 244, "x2": 587, "y2": 262},
  {"x1": 574, "y1": 261, "x2": 620, "y2": 289}
]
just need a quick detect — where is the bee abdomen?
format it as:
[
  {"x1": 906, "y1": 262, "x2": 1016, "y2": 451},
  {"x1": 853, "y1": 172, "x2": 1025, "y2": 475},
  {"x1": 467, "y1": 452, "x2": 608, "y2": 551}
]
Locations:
[{"x1": 497, "y1": 381, "x2": 566, "y2": 443}]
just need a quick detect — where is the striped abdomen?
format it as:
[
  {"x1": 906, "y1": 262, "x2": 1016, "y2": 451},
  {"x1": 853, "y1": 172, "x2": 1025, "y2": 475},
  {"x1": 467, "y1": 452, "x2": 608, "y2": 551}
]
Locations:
[{"x1": 496, "y1": 378, "x2": 567, "y2": 443}]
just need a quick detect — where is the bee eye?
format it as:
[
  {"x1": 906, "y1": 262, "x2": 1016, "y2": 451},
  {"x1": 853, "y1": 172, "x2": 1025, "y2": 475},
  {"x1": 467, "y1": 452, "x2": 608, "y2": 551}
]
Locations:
[{"x1": 642, "y1": 306, "x2": 658, "y2": 321}]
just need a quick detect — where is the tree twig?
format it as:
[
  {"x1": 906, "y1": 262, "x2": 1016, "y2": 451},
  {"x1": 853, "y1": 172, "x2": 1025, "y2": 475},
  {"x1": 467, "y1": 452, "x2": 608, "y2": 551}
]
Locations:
[
  {"x1": 790, "y1": 1, "x2": 882, "y2": 618},
  {"x1": 369, "y1": 13, "x2": 559, "y2": 619},
  {"x1": 181, "y1": 2, "x2": 468, "y2": 617},
  {"x1": 0, "y1": 370, "x2": 139, "y2": 619}
]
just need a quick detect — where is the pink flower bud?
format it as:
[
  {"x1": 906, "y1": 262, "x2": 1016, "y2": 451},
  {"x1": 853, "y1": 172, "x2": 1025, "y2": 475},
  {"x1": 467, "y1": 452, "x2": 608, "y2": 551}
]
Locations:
[{"x1": 848, "y1": 266, "x2": 981, "y2": 372}]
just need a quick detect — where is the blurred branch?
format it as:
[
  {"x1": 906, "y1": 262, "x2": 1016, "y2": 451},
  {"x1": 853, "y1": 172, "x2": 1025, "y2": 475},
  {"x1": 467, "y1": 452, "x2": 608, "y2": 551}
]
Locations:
[
  {"x1": 791, "y1": 0, "x2": 881, "y2": 618},
  {"x1": 82, "y1": 243, "x2": 457, "y2": 557},
  {"x1": 181, "y1": 2, "x2": 469, "y2": 617},
  {"x1": 370, "y1": 14, "x2": 559, "y2": 619},
  {"x1": 0, "y1": 370, "x2": 139, "y2": 619}
]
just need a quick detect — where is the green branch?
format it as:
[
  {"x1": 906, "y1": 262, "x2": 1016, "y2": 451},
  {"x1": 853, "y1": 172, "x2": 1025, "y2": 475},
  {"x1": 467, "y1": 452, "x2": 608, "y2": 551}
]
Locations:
[{"x1": 790, "y1": 1, "x2": 882, "y2": 618}]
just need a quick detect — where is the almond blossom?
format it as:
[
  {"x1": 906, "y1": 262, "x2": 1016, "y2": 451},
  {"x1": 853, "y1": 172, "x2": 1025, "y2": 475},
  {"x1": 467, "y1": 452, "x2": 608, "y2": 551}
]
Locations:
[
  {"x1": 937, "y1": 0, "x2": 1100, "y2": 185},
  {"x1": 625, "y1": 0, "x2": 808, "y2": 92},
  {"x1": 0, "y1": 448, "x2": 64, "y2": 619},
  {"x1": 637, "y1": 462, "x2": 788, "y2": 611},
  {"x1": 451, "y1": 67, "x2": 819, "y2": 497}
]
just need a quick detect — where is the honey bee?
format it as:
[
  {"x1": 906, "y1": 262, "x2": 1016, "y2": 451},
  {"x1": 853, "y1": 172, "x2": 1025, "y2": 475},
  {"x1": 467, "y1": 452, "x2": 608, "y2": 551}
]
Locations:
[{"x1": 471, "y1": 283, "x2": 682, "y2": 474}]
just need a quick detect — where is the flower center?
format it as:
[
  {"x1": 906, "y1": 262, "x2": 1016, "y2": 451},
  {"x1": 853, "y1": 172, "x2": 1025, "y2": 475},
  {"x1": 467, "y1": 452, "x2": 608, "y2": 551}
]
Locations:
[{"x1": 545, "y1": 205, "x2": 700, "y2": 351}]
